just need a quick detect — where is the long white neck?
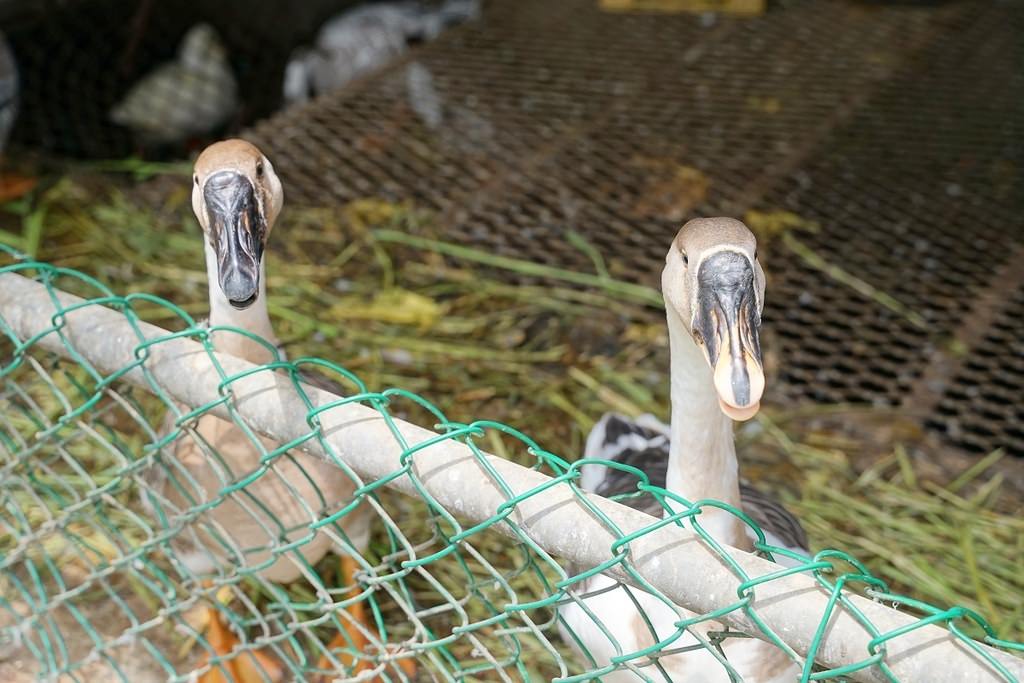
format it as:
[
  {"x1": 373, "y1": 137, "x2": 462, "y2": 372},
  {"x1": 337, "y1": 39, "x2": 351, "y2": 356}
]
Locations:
[
  {"x1": 204, "y1": 239, "x2": 277, "y2": 365},
  {"x1": 665, "y1": 307, "x2": 749, "y2": 549}
]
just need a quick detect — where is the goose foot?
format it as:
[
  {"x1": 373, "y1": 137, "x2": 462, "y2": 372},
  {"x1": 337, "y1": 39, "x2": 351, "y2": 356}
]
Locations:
[
  {"x1": 316, "y1": 556, "x2": 417, "y2": 682},
  {"x1": 198, "y1": 603, "x2": 284, "y2": 683}
]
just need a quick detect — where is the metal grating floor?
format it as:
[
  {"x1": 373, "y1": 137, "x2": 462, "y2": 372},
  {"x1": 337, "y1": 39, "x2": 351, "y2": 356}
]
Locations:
[{"x1": 245, "y1": 0, "x2": 1024, "y2": 461}]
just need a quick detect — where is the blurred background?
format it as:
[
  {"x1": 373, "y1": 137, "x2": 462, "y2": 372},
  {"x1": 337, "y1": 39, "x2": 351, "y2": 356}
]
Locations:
[{"x1": 0, "y1": 0, "x2": 1021, "y2": 680}]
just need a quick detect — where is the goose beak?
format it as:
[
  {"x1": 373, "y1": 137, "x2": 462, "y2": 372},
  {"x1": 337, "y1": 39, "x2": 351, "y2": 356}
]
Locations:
[
  {"x1": 204, "y1": 170, "x2": 266, "y2": 309},
  {"x1": 693, "y1": 251, "x2": 764, "y2": 422}
]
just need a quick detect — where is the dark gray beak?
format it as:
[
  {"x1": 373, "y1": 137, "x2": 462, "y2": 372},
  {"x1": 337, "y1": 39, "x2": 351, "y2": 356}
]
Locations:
[
  {"x1": 204, "y1": 170, "x2": 266, "y2": 310},
  {"x1": 693, "y1": 250, "x2": 764, "y2": 420}
]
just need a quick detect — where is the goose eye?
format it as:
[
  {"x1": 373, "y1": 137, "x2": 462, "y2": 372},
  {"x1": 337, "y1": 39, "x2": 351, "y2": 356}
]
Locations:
[
  {"x1": 193, "y1": 174, "x2": 198, "y2": 185},
  {"x1": 681, "y1": 251, "x2": 689, "y2": 266},
  {"x1": 256, "y1": 162, "x2": 264, "y2": 177}
]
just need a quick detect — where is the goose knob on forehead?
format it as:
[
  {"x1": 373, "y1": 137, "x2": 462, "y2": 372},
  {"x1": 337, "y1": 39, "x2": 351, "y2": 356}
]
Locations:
[{"x1": 192, "y1": 139, "x2": 284, "y2": 309}]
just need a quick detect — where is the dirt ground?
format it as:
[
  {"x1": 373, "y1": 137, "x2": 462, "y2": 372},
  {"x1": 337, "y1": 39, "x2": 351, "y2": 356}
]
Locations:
[{"x1": 0, "y1": 593, "x2": 186, "y2": 683}]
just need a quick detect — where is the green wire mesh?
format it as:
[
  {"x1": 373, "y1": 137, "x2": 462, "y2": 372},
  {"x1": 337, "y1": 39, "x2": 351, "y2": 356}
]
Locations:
[{"x1": 1, "y1": 245, "x2": 1022, "y2": 683}]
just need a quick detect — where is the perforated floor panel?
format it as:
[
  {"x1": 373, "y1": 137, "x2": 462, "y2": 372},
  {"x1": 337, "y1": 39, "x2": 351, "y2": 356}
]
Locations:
[{"x1": 244, "y1": 0, "x2": 1024, "y2": 461}]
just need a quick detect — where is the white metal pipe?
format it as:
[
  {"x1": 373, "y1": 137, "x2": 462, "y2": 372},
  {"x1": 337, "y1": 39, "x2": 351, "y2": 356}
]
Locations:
[{"x1": 1, "y1": 272, "x2": 1019, "y2": 682}]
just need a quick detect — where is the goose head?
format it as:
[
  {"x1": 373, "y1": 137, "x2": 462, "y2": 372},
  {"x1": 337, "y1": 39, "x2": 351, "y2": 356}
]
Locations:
[
  {"x1": 663, "y1": 217, "x2": 766, "y2": 422},
  {"x1": 192, "y1": 139, "x2": 283, "y2": 309}
]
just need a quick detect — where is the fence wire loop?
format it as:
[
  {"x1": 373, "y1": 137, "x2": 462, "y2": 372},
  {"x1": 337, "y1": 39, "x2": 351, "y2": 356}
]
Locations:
[{"x1": 0, "y1": 248, "x2": 1021, "y2": 682}]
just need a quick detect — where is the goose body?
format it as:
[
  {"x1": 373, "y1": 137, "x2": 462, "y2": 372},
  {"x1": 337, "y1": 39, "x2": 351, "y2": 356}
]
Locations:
[
  {"x1": 0, "y1": 32, "x2": 17, "y2": 155},
  {"x1": 161, "y1": 352, "x2": 368, "y2": 584},
  {"x1": 283, "y1": 0, "x2": 479, "y2": 104},
  {"x1": 581, "y1": 413, "x2": 808, "y2": 554},
  {"x1": 0, "y1": 31, "x2": 35, "y2": 202},
  {"x1": 111, "y1": 24, "x2": 237, "y2": 143},
  {"x1": 157, "y1": 258, "x2": 365, "y2": 585},
  {"x1": 559, "y1": 218, "x2": 807, "y2": 682}
]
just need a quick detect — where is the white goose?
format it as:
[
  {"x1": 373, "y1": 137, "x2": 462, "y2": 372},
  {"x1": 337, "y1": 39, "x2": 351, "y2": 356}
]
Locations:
[
  {"x1": 151, "y1": 139, "x2": 414, "y2": 682},
  {"x1": 110, "y1": 24, "x2": 237, "y2": 144},
  {"x1": 560, "y1": 218, "x2": 808, "y2": 682}
]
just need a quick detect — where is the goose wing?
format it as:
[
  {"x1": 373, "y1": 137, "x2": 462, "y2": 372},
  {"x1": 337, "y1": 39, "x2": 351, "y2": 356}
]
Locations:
[{"x1": 580, "y1": 413, "x2": 809, "y2": 554}]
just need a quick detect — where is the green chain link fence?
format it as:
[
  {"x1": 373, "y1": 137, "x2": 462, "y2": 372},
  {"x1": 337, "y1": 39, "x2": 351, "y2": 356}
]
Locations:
[{"x1": 1, "y1": 245, "x2": 1022, "y2": 682}]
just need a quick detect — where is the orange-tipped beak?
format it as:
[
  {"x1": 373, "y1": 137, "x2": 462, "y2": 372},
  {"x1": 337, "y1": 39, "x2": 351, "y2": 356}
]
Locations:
[
  {"x1": 693, "y1": 250, "x2": 764, "y2": 422},
  {"x1": 713, "y1": 348, "x2": 764, "y2": 421}
]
